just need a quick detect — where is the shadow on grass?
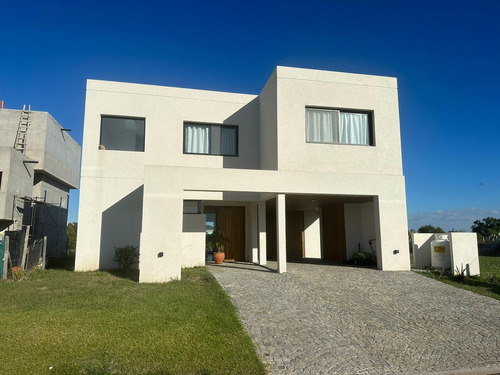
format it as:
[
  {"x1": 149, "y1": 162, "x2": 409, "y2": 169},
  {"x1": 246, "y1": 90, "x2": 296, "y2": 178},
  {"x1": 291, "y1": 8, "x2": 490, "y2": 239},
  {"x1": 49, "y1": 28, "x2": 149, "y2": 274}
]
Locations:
[
  {"x1": 46, "y1": 253, "x2": 140, "y2": 282},
  {"x1": 452, "y1": 276, "x2": 500, "y2": 296},
  {"x1": 46, "y1": 253, "x2": 75, "y2": 271},
  {"x1": 421, "y1": 269, "x2": 500, "y2": 300},
  {"x1": 108, "y1": 269, "x2": 140, "y2": 282}
]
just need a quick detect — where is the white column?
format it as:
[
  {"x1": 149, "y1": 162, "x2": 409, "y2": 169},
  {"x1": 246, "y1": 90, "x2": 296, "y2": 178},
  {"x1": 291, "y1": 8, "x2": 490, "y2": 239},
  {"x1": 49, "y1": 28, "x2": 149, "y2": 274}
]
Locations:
[
  {"x1": 139, "y1": 169, "x2": 183, "y2": 283},
  {"x1": 276, "y1": 194, "x2": 287, "y2": 273},
  {"x1": 258, "y1": 200, "x2": 267, "y2": 265},
  {"x1": 247, "y1": 203, "x2": 259, "y2": 263},
  {"x1": 373, "y1": 192, "x2": 410, "y2": 271}
]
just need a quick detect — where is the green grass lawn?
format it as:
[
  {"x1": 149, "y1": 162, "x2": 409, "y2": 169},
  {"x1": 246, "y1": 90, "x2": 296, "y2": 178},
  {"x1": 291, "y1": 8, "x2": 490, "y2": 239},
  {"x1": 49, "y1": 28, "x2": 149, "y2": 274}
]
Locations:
[
  {"x1": 0, "y1": 267, "x2": 267, "y2": 375},
  {"x1": 417, "y1": 256, "x2": 500, "y2": 301}
]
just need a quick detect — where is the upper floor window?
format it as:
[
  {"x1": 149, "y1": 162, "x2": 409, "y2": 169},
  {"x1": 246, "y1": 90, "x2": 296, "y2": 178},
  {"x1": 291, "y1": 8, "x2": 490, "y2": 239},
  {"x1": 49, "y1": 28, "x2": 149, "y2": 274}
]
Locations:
[
  {"x1": 100, "y1": 116, "x2": 145, "y2": 151},
  {"x1": 184, "y1": 123, "x2": 238, "y2": 156},
  {"x1": 305, "y1": 108, "x2": 373, "y2": 146}
]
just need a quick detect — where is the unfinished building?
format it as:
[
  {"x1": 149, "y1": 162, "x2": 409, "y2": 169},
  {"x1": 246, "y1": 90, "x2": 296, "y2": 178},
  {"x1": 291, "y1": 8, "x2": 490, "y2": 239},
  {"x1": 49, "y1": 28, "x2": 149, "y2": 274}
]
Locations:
[{"x1": 0, "y1": 104, "x2": 81, "y2": 258}]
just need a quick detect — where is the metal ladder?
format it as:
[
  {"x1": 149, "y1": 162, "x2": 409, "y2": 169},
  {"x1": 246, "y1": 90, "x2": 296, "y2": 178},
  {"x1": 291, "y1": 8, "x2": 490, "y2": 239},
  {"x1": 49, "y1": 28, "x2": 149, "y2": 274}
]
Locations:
[{"x1": 14, "y1": 105, "x2": 31, "y2": 153}]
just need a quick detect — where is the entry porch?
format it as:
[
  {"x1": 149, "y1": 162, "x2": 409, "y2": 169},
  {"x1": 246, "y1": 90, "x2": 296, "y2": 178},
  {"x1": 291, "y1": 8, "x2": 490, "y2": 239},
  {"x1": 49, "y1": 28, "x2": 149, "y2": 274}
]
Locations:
[{"x1": 139, "y1": 165, "x2": 409, "y2": 282}]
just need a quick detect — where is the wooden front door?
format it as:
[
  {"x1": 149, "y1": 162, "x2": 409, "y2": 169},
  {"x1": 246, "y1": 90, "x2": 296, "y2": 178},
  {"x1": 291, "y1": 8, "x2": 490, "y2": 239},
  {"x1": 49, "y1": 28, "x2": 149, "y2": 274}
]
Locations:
[
  {"x1": 286, "y1": 211, "x2": 304, "y2": 260},
  {"x1": 322, "y1": 204, "x2": 346, "y2": 263},
  {"x1": 215, "y1": 207, "x2": 245, "y2": 261}
]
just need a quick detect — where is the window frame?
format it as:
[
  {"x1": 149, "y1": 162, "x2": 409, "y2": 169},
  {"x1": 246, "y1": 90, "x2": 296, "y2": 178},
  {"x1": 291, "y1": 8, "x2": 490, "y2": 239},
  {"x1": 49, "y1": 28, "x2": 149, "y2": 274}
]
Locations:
[
  {"x1": 305, "y1": 107, "x2": 375, "y2": 146},
  {"x1": 183, "y1": 200, "x2": 202, "y2": 214},
  {"x1": 183, "y1": 122, "x2": 239, "y2": 157},
  {"x1": 99, "y1": 115, "x2": 146, "y2": 152}
]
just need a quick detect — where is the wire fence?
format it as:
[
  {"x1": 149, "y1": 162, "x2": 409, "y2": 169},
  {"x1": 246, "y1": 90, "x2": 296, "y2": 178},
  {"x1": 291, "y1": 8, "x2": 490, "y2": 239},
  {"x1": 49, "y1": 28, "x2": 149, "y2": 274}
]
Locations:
[
  {"x1": 478, "y1": 241, "x2": 500, "y2": 256},
  {"x1": 2, "y1": 230, "x2": 47, "y2": 275},
  {"x1": 5, "y1": 230, "x2": 25, "y2": 267},
  {"x1": 26, "y1": 239, "x2": 45, "y2": 270}
]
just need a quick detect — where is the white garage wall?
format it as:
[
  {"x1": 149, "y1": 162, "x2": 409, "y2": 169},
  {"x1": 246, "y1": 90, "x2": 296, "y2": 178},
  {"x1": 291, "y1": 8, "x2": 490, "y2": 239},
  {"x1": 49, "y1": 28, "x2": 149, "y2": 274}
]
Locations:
[
  {"x1": 344, "y1": 204, "x2": 362, "y2": 260},
  {"x1": 304, "y1": 211, "x2": 321, "y2": 258}
]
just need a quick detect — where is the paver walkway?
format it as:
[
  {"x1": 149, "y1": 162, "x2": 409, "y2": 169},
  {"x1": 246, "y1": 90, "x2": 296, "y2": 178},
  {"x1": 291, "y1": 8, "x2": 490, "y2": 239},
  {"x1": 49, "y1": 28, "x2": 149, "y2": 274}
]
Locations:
[{"x1": 208, "y1": 262, "x2": 500, "y2": 375}]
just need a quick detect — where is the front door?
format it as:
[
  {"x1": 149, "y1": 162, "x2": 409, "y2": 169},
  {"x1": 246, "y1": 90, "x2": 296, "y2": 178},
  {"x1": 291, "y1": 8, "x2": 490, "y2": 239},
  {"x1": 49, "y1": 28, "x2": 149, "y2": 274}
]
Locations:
[
  {"x1": 206, "y1": 206, "x2": 245, "y2": 261},
  {"x1": 322, "y1": 203, "x2": 346, "y2": 263}
]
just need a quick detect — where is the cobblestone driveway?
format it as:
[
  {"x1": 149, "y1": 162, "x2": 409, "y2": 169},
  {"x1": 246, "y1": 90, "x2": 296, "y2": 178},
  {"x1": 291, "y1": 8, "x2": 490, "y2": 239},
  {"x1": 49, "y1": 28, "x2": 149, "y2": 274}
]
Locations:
[{"x1": 208, "y1": 262, "x2": 500, "y2": 375}]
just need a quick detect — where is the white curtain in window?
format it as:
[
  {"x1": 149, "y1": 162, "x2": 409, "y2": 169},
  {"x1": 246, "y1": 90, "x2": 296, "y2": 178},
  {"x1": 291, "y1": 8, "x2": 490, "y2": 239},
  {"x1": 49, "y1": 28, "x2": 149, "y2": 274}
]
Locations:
[
  {"x1": 306, "y1": 109, "x2": 339, "y2": 143},
  {"x1": 185, "y1": 125, "x2": 210, "y2": 154},
  {"x1": 220, "y1": 127, "x2": 236, "y2": 155},
  {"x1": 340, "y1": 113, "x2": 369, "y2": 145}
]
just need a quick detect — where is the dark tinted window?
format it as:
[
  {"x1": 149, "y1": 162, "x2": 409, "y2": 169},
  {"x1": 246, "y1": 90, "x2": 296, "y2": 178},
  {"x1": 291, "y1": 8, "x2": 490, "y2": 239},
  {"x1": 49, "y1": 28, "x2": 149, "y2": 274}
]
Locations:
[{"x1": 100, "y1": 116, "x2": 145, "y2": 151}]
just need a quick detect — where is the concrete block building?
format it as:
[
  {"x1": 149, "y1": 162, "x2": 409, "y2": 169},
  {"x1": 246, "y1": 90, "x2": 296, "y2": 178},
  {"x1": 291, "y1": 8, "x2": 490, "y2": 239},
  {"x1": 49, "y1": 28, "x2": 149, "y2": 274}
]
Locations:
[
  {"x1": 75, "y1": 66, "x2": 410, "y2": 282},
  {"x1": 0, "y1": 106, "x2": 81, "y2": 257}
]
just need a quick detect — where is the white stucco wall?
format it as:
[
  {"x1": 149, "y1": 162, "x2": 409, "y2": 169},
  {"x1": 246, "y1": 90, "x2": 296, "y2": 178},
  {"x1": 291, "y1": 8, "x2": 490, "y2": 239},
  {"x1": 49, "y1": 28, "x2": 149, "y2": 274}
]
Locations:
[
  {"x1": 412, "y1": 233, "x2": 434, "y2": 269},
  {"x1": 259, "y1": 69, "x2": 278, "y2": 170},
  {"x1": 344, "y1": 204, "x2": 362, "y2": 259},
  {"x1": 304, "y1": 211, "x2": 321, "y2": 258},
  {"x1": 360, "y1": 201, "x2": 377, "y2": 256},
  {"x1": 74, "y1": 176, "x2": 143, "y2": 270},
  {"x1": 449, "y1": 232, "x2": 480, "y2": 276},
  {"x1": 84, "y1": 80, "x2": 260, "y2": 171},
  {"x1": 344, "y1": 202, "x2": 377, "y2": 260},
  {"x1": 275, "y1": 67, "x2": 403, "y2": 175}
]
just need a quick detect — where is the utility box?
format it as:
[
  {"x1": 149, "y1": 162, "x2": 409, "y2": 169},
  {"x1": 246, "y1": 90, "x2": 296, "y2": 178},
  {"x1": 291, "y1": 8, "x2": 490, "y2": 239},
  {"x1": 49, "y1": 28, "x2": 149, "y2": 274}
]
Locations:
[{"x1": 412, "y1": 232, "x2": 480, "y2": 276}]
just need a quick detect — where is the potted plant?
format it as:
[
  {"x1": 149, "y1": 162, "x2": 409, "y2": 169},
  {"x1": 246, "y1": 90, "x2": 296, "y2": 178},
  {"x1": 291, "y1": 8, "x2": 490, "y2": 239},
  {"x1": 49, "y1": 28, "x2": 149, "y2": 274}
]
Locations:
[{"x1": 207, "y1": 231, "x2": 228, "y2": 265}]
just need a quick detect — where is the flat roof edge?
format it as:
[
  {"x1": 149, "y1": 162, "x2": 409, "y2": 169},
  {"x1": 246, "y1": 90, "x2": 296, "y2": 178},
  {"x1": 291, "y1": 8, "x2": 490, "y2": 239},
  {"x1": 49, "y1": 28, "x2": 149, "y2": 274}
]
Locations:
[
  {"x1": 86, "y1": 79, "x2": 259, "y2": 102},
  {"x1": 275, "y1": 66, "x2": 398, "y2": 88}
]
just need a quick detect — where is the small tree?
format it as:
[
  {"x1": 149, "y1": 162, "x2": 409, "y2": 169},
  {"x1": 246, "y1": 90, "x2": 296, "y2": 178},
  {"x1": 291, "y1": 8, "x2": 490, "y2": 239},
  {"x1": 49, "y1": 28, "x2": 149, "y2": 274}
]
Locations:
[
  {"x1": 113, "y1": 245, "x2": 139, "y2": 270},
  {"x1": 417, "y1": 225, "x2": 445, "y2": 233}
]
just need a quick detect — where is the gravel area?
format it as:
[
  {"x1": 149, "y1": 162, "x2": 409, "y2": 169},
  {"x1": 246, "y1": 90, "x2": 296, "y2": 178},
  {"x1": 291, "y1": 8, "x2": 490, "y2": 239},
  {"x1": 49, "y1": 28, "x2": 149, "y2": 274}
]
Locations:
[{"x1": 208, "y1": 261, "x2": 500, "y2": 375}]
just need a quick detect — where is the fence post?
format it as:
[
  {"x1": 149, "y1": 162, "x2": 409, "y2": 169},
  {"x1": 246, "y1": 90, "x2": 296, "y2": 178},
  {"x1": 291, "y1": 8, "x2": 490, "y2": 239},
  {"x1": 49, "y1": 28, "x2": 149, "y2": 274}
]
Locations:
[
  {"x1": 41, "y1": 236, "x2": 47, "y2": 270},
  {"x1": 21, "y1": 227, "x2": 30, "y2": 270},
  {"x1": 2, "y1": 237, "x2": 9, "y2": 280}
]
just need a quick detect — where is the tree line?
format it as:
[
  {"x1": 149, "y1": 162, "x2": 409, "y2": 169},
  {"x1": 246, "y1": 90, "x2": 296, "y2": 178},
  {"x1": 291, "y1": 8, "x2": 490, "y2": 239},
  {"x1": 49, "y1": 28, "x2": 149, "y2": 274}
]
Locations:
[{"x1": 413, "y1": 217, "x2": 500, "y2": 242}]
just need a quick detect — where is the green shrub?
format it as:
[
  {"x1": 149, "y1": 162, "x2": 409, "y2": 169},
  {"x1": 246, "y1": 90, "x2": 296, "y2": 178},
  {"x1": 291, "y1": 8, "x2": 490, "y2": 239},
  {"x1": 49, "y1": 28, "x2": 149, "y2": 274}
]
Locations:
[{"x1": 113, "y1": 246, "x2": 139, "y2": 270}]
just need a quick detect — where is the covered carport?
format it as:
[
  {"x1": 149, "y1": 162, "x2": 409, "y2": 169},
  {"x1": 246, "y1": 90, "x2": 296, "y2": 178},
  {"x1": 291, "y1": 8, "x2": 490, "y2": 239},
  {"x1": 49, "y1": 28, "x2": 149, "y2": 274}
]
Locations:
[
  {"x1": 264, "y1": 194, "x2": 378, "y2": 267},
  {"x1": 140, "y1": 165, "x2": 409, "y2": 282}
]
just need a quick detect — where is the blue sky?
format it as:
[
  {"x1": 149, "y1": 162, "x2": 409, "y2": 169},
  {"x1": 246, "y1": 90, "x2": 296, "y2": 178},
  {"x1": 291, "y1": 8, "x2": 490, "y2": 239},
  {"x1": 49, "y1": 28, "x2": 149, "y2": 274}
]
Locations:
[{"x1": 1, "y1": 0, "x2": 499, "y2": 231}]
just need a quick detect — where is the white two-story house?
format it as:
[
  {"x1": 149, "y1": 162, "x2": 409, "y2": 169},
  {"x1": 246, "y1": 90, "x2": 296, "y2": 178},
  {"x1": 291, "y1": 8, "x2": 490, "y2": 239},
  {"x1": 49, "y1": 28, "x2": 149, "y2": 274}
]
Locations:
[{"x1": 75, "y1": 66, "x2": 410, "y2": 282}]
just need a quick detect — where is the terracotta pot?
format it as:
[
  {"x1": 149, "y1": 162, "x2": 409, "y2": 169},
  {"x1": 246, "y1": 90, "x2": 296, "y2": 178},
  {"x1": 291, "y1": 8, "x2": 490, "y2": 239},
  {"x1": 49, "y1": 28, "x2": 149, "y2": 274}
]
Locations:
[{"x1": 213, "y1": 252, "x2": 225, "y2": 265}]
